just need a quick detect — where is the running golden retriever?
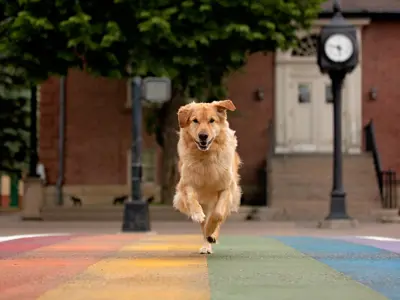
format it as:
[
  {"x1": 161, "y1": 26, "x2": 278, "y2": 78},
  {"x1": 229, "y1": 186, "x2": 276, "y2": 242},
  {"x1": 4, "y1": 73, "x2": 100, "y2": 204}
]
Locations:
[{"x1": 173, "y1": 99, "x2": 242, "y2": 254}]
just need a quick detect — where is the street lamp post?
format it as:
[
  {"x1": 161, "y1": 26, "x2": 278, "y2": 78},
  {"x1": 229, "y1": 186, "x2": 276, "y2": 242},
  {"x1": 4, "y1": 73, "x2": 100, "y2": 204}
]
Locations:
[
  {"x1": 28, "y1": 85, "x2": 39, "y2": 178},
  {"x1": 122, "y1": 76, "x2": 171, "y2": 232},
  {"x1": 317, "y1": 0, "x2": 359, "y2": 228}
]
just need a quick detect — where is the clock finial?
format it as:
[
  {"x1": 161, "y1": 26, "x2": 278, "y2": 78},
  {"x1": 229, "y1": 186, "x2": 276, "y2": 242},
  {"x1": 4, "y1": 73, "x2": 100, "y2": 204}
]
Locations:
[{"x1": 333, "y1": 0, "x2": 342, "y2": 14}]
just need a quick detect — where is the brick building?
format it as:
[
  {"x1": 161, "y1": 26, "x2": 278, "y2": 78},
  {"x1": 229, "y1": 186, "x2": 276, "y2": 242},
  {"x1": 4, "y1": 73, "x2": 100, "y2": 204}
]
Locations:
[{"x1": 39, "y1": 1, "x2": 400, "y2": 219}]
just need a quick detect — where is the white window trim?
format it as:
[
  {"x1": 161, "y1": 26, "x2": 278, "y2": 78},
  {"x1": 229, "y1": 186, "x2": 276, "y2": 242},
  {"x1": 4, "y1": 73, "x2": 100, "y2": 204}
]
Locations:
[{"x1": 126, "y1": 148, "x2": 157, "y2": 187}]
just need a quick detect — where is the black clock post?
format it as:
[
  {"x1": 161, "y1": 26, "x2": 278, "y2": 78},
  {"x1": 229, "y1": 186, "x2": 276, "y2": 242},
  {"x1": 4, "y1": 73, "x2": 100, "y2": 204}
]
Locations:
[{"x1": 317, "y1": 0, "x2": 359, "y2": 228}]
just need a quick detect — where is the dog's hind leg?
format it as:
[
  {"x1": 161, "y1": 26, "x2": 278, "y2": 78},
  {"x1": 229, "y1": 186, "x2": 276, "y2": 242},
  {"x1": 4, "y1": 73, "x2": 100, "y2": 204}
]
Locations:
[
  {"x1": 199, "y1": 221, "x2": 213, "y2": 254},
  {"x1": 206, "y1": 222, "x2": 222, "y2": 244},
  {"x1": 204, "y1": 190, "x2": 230, "y2": 240}
]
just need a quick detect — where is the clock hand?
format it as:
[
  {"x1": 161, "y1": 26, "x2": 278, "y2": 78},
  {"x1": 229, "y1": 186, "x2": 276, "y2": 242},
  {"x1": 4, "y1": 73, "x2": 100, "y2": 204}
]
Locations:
[{"x1": 328, "y1": 44, "x2": 341, "y2": 52}]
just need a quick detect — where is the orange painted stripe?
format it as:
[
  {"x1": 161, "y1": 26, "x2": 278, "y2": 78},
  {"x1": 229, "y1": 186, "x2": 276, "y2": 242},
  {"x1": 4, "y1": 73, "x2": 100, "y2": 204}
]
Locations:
[
  {"x1": 0, "y1": 234, "x2": 146, "y2": 300},
  {"x1": 38, "y1": 234, "x2": 210, "y2": 300}
]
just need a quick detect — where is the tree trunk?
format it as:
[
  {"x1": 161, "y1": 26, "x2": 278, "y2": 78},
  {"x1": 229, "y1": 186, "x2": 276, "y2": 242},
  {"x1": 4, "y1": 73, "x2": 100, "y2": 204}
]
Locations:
[{"x1": 159, "y1": 92, "x2": 186, "y2": 204}]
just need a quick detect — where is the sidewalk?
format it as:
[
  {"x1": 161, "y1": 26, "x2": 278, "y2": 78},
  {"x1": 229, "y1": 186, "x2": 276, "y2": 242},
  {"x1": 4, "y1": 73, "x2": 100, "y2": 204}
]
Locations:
[{"x1": 0, "y1": 214, "x2": 400, "y2": 237}]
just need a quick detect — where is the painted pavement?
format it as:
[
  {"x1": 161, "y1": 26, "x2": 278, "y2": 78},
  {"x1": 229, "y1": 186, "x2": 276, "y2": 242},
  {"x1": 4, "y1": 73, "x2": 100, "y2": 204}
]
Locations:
[{"x1": 0, "y1": 233, "x2": 398, "y2": 300}]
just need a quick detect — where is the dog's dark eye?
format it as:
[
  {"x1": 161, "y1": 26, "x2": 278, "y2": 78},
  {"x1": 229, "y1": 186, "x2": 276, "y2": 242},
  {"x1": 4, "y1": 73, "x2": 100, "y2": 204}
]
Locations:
[
  {"x1": 209, "y1": 118, "x2": 215, "y2": 123},
  {"x1": 193, "y1": 119, "x2": 199, "y2": 123}
]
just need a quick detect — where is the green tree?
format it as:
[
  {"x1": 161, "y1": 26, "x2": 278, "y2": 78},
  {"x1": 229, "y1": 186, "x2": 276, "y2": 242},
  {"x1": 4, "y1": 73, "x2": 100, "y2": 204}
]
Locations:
[
  {"x1": 0, "y1": 88, "x2": 30, "y2": 174},
  {"x1": 0, "y1": 2, "x2": 30, "y2": 174},
  {"x1": 4, "y1": 0, "x2": 323, "y2": 203}
]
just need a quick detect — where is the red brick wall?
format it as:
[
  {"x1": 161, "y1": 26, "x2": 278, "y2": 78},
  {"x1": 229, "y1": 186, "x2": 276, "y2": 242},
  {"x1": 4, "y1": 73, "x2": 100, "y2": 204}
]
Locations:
[
  {"x1": 39, "y1": 78, "x2": 60, "y2": 185},
  {"x1": 362, "y1": 21, "x2": 400, "y2": 173},
  {"x1": 227, "y1": 53, "x2": 274, "y2": 184},
  {"x1": 40, "y1": 54, "x2": 275, "y2": 187},
  {"x1": 40, "y1": 20, "x2": 400, "y2": 187},
  {"x1": 39, "y1": 70, "x2": 159, "y2": 185}
]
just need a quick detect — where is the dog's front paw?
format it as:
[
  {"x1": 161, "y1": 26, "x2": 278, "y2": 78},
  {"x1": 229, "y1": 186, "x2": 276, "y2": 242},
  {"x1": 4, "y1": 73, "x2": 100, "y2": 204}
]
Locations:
[
  {"x1": 199, "y1": 244, "x2": 213, "y2": 254},
  {"x1": 191, "y1": 211, "x2": 206, "y2": 223},
  {"x1": 207, "y1": 236, "x2": 217, "y2": 244}
]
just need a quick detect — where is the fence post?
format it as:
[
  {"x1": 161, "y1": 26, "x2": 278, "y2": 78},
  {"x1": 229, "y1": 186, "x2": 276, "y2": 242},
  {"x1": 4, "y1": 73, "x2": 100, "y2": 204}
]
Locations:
[
  {"x1": 10, "y1": 175, "x2": 19, "y2": 208},
  {"x1": 0, "y1": 172, "x2": 2, "y2": 208},
  {"x1": 394, "y1": 171, "x2": 398, "y2": 210}
]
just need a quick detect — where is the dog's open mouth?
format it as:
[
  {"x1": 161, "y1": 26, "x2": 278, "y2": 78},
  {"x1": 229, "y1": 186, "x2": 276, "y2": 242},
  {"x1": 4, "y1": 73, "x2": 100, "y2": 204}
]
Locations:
[{"x1": 195, "y1": 139, "x2": 213, "y2": 151}]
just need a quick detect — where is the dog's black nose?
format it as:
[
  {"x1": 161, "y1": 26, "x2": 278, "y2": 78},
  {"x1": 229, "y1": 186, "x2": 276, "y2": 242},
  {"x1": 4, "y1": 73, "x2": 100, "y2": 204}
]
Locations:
[{"x1": 198, "y1": 133, "x2": 208, "y2": 141}]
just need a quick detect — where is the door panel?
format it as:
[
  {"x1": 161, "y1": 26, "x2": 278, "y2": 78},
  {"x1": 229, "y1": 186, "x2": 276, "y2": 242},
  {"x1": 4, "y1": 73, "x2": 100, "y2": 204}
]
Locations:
[
  {"x1": 316, "y1": 79, "x2": 333, "y2": 152},
  {"x1": 315, "y1": 77, "x2": 347, "y2": 152},
  {"x1": 290, "y1": 81, "x2": 316, "y2": 151},
  {"x1": 287, "y1": 67, "x2": 348, "y2": 153}
]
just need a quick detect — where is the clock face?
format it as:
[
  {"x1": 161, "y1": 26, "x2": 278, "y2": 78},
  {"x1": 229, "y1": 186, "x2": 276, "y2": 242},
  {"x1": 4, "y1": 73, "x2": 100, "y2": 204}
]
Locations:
[{"x1": 324, "y1": 34, "x2": 354, "y2": 63}]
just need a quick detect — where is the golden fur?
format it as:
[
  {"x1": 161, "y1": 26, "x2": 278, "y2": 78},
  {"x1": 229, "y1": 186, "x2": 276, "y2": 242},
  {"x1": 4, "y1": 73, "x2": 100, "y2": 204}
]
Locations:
[{"x1": 173, "y1": 99, "x2": 242, "y2": 254}]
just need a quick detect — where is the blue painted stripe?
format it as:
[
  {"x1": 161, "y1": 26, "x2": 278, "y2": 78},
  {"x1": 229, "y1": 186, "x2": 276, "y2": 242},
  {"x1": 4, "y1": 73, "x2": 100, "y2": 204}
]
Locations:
[{"x1": 275, "y1": 237, "x2": 400, "y2": 300}]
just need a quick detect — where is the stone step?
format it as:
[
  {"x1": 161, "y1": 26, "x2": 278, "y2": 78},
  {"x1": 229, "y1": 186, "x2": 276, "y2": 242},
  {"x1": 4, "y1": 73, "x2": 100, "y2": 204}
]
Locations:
[
  {"x1": 270, "y1": 189, "x2": 380, "y2": 202},
  {"x1": 269, "y1": 153, "x2": 380, "y2": 220},
  {"x1": 271, "y1": 200, "x2": 382, "y2": 221}
]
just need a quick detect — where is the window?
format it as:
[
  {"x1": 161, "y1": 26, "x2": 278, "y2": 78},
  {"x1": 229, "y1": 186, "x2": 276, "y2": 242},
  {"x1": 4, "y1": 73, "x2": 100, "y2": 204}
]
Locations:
[
  {"x1": 298, "y1": 83, "x2": 311, "y2": 104},
  {"x1": 142, "y1": 149, "x2": 156, "y2": 182},
  {"x1": 291, "y1": 34, "x2": 318, "y2": 57},
  {"x1": 127, "y1": 148, "x2": 157, "y2": 184},
  {"x1": 325, "y1": 84, "x2": 333, "y2": 103},
  {"x1": 0, "y1": 85, "x2": 41, "y2": 161}
]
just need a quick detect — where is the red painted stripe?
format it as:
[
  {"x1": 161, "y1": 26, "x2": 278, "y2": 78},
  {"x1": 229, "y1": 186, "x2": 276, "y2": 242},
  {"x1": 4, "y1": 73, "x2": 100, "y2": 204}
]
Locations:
[
  {"x1": 0, "y1": 234, "x2": 145, "y2": 300},
  {"x1": 0, "y1": 235, "x2": 76, "y2": 259}
]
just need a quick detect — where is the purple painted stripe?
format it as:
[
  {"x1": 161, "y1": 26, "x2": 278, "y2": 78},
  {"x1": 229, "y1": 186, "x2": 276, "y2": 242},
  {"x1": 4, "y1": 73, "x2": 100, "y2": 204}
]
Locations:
[{"x1": 337, "y1": 237, "x2": 400, "y2": 254}]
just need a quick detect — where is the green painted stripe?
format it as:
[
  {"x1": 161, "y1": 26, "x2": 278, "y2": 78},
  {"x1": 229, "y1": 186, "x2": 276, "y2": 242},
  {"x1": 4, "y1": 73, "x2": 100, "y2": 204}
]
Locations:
[{"x1": 207, "y1": 237, "x2": 388, "y2": 300}]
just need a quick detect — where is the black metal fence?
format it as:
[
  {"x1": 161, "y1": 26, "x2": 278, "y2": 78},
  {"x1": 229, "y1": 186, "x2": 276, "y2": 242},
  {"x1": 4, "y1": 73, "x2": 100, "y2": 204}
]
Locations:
[
  {"x1": 381, "y1": 170, "x2": 398, "y2": 209},
  {"x1": 364, "y1": 120, "x2": 398, "y2": 210}
]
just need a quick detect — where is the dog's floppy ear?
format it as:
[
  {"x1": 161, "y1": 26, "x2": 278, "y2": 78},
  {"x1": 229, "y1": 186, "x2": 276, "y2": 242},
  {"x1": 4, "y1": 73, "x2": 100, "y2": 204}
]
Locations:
[
  {"x1": 177, "y1": 105, "x2": 192, "y2": 128},
  {"x1": 212, "y1": 99, "x2": 236, "y2": 114}
]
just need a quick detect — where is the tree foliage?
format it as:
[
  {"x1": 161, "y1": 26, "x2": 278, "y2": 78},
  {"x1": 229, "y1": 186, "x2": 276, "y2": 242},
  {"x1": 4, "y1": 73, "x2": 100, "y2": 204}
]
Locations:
[
  {"x1": 3, "y1": 0, "x2": 323, "y2": 201},
  {"x1": 0, "y1": 91, "x2": 30, "y2": 173},
  {"x1": 0, "y1": 2, "x2": 30, "y2": 173},
  {"x1": 4, "y1": 0, "x2": 324, "y2": 89}
]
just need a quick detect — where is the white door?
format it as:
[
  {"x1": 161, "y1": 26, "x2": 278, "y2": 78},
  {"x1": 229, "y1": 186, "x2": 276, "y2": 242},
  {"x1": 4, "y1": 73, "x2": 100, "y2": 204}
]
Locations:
[
  {"x1": 315, "y1": 76, "x2": 348, "y2": 152},
  {"x1": 275, "y1": 31, "x2": 362, "y2": 155},
  {"x1": 289, "y1": 79, "x2": 318, "y2": 152},
  {"x1": 286, "y1": 67, "x2": 347, "y2": 153}
]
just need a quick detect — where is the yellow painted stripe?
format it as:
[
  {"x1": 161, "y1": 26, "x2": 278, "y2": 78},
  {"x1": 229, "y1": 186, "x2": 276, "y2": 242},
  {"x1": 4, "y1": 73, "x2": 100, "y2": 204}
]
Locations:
[{"x1": 38, "y1": 235, "x2": 210, "y2": 300}]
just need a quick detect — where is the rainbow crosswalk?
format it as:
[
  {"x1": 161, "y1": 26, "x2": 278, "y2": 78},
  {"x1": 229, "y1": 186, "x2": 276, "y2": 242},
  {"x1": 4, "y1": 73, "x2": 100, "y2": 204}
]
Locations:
[{"x1": 0, "y1": 233, "x2": 398, "y2": 299}]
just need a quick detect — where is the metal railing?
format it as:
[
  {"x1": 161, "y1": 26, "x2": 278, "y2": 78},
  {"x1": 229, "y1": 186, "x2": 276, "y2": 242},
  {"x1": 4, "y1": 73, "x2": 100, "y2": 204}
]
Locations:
[
  {"x1": 381, "y1": 170, "x2": 398, "y2": 209},
  {"x1": 364, "y1": 120, "x2": 398, "y2": 209},
  {"x1": 265, "y1": 120, "x2": 274, "y2": 207}
]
